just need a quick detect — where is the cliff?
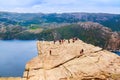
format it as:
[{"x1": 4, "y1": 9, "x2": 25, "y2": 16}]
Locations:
[
  {"x1": 23, "y1": 39, "x2": 120, "y2": 80},
  {"x1": 107, "y1": 32, "x2": 120, "y2": 50}
]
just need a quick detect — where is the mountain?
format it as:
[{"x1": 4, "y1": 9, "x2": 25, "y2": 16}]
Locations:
[
  {"x1": 37, "y1": 22, "x2": 120, "y2": 50},
  {"x1": 0, "y1": 12, "x2": 120, "y2": 31},
  {"x1": 0, "y1": 22, "x2": 120, "y2": 50}
]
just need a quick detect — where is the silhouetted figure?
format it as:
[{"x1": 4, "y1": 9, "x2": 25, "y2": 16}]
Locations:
[
  {"x1": 50, "y1": 50, "x2": 52, "y2": 55},
  {"x1": 68, "y1": 39, "x2": 70, "y2": 43},
  {"x1": 80, "y1": 49, "x2": 84, "y2": 54},
  {"x1": 54, "y1": 40, "x2": 56, "y2": 44},
  {"x1": 59, "y1": 40, "x2": 61, "y2": 44},
  {"x1": 75, "y1": 37, "x2": 78, "y2": 41},
  {"x1": 72, "y1": 38, "x2": 76, "y2": 43}
]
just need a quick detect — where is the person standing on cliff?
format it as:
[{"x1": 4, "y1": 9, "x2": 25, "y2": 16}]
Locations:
[
  {"x1": 80, "y1": 49, "x2": 84, "y2": 55},
  {"x1": 54, "y1": 40, "x2": 56, "y2": 44},
  {"x1": 72, "y1": 38, "x2": 75, "y2": 43},
  {"x1": 59, "y1": 40, "x2": 61, "y2": 44},
  {"x1": 50, "y1": 50, "x2": 52, "y2": 55},
  {"x1": 68, "y1": 39, "x2": 70, "y2": 43}
]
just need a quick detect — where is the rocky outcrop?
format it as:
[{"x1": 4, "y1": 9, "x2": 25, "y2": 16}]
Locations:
[
  {"x1": 23, "y1": 39, "x2": 120, "y2": 80},
  {"x1": 107, "y1": 32, "x2": 120, "y2": 50}
]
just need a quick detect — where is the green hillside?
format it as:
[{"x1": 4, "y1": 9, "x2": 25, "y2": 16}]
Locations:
[{"x1": 0, "y1": 12, "x2": 120, "y2": 31}]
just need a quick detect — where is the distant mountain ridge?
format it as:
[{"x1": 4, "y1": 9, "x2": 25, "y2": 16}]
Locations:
[
  {"x1": 0, "y1": 12, "x2": 120, "y2": 31},
  {"x1": 0, "y1": 12, "x2": 120, "y2": 50}
]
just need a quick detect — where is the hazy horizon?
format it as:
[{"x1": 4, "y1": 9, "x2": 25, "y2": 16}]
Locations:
[
  {"x1": 0, "y1": 11, "x2": 120, "y2": 15},
  {"x1": 0, "y1": 0, "x2": 120, "y2": 14}
]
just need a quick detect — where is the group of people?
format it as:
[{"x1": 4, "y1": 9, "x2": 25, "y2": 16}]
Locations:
[
  {"x1": 49, "y1": 48, "x2": 84, "y2": 56},
  {"x1": 71, "y1": 37, "x2": 78, "y2": 43},
  {"x1": 49, "y1": 37, "x2": 84, "y2": 56},
  {"x1": 54, "y1": 37, "x2": 79, "y2": 44}
]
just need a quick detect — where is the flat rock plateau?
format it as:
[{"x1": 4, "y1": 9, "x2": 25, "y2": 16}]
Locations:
[{"x1": 22, "y1": 39, "x2": 120, "y2": 80}]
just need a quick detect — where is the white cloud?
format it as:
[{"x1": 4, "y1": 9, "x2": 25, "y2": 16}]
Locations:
[
  {"x1": 0, "y1": 0, "x2": 119, "y2": 14},
  {"x1": 43, "y1": 0, "x2": 77, "y2": 4}
]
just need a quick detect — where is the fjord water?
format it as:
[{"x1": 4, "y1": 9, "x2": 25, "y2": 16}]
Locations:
[
  {"x1": 113, "y1": 51, "x2": 120, "y2": 56},
  {"x1": 0, "y1": 40, "x2": 37, "y2": 77}
]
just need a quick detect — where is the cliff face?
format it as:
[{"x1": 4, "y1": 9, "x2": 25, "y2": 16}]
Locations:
[
  {"x1": 23, "y1": 39, "x2": 120, "y2": 80},
  {"x1": 107, "y1": 32, "x2": 120, "y2": 50}
]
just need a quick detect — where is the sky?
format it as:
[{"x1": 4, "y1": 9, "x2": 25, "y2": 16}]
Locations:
[{"x1": 0, "y1": 0, "x2": 120, "y2": 14}]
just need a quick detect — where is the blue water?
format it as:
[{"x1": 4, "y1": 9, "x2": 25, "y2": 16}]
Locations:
[
  {"x1": 113, "y1": 51, "x2": 120, "y2": 56},
  {"x1": 0, "y1": 40, "x2": 37, "y2": 77}
]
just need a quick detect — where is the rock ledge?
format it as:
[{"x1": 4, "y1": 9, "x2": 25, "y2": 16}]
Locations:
[{"x1": 23, "y1": 39, "x2": 120, "y2": 80}]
